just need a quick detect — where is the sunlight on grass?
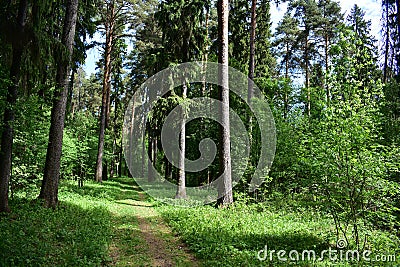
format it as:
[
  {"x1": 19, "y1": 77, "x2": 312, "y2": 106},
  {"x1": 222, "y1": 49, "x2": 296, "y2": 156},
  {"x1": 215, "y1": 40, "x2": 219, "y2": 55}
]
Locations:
[{"x1": 158, "y1": 201, "x2": 400, "y2": 267}]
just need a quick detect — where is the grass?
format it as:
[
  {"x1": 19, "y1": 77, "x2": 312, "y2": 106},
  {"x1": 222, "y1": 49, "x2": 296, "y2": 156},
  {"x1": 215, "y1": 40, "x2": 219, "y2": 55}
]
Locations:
[
  {"x1": 1, "y1": 177, "x2": 399, "y2": 266},
  {"x1": 0, "y1": 190, "x2": 112, "y2": 266},
  {"x1": 157, "y1": 200, "x2": 400, "y2": 266},
  {"x1": 0, "y1": 177, "x2": 198, "y2": 266}
]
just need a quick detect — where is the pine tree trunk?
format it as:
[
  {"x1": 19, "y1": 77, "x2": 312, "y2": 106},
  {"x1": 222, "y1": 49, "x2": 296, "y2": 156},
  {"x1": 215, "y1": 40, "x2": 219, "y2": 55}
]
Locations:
[
  {"x1": 95, "y1": 89, "x2": 107, "y2": 182},
  {"x1": 39, "y1": 0, "x2": 79, "y2": 208},
  {"x1": 248, "y1": 0, "x2": 256, "y2": 102},
  {"x1": 176, "y1": 83, "x2": 187, "y2": 199},
  {"x1": 95, "y1": 0, "x2": 115, "y2": 182},
  {"x1": 325, "y1": 35, "x2": 330, "y2": 103},
  {"x1": 247, "y1": 0, "x2": 257, "y2": 153},
  {"x1": 383, "y1": 0, "x2": 390, "y2": 83},
  {"x1": 217, "y1": 0, "x2": 233, "y2": 206},
  {"x1": 147, "y1": 122, "x2": 155, "y2": 182},
  {"x1": 305, "y1": 35, "x2": 311, "y2": 117},
  {"x1": 284, "y1": 42, "x2": 289, "y2": 119},
  {"x1": 0, "y1": 0, "x2": 28, "y2": 213},
  {"x1": 396, "y1": 0, "x2": 400, "y2": 54}
]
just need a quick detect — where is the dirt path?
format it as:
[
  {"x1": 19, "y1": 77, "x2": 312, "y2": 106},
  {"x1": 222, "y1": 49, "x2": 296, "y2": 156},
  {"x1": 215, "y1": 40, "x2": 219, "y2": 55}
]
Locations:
[{"x1": 107, "y1": 180, "x2": 199, "y2": 267}]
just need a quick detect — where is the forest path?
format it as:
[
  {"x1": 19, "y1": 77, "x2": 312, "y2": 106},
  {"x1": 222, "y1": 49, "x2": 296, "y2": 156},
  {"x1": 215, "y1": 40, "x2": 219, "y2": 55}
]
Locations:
[{"x1": 107, "y1": 178, "x2": 198, "y2": 267}]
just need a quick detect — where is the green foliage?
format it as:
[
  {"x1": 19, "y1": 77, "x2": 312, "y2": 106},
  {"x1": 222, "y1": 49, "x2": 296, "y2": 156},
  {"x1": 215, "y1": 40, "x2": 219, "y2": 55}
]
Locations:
[
  {"x1": 0, "y1": 182, "x2": 112, "y2": 266},
  {"x1": 62, "y1": 111, "x2": 99, "y2": 181},
  {"x1": 158, "y1": 201, "x2": 399, "y2": 266},
  {"x1": 12, "y1": 96, "x2": 50, "y2": 197},
  {"x1": 302, "y1": 16, "x2": 398, "y2": 247}
]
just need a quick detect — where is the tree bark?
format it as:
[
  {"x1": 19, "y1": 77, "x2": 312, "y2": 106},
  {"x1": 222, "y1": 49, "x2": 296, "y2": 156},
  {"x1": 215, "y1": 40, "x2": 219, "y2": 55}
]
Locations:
[
  {"x1": 305, "y1": 34, "x2": 311, "y2": 117},
  {"x1": 95, "y1": 0, "x2": 115, "y2": 183},
  {"x1": 383, "y1": 0, "x2": 390, "y2": 83},
  {"x1": 175, "y1": 83, "x2": 187, "y2": 199},
  {"x1": 39, "y1": 0, "x2": 79, "y2": 208},
  {"x1": 147, "y1": 122, "x2": 155, "y2": 182},
  {"x1": 325, "y1": 35, "x2": 330, "y2": 103},
  {"x1": 217, "y1": 0, "x2": 233, "y2": 206},
  {"x1": 0, "y1": 0, "x2": 28, "y2": 213},
  {"x1": 248, "y1": 0, "x2": 256, "y2": 102},
  {"x1": 395, "y1": 0, "x2": 400, "y2": 73},
  {"x1": 247, "y1": 0, "x2": 256, "y2": 151}
]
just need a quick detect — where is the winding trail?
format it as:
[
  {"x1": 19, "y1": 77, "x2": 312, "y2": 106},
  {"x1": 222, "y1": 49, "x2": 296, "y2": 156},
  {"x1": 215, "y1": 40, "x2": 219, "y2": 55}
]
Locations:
[{"x1": 106, "y1": 179, "x2": 198, "y2": 267}]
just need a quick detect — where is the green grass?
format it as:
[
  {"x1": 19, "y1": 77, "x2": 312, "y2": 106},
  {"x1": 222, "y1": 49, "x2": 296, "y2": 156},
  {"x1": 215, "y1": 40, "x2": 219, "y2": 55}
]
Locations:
[
  {"x1": 0, "y1": 191, "x2": 112, "y2": 266},
  {"x1": 0, "y1": 178, "x2": 198, "y2": 267},
  {"x1": 157, "y1": 200, "x2": 400, "y2": 267},
  {"x1": 2, "y1": 178, "x2": 398, "y2": 266},
  {"x1": 0, "y1": 178, "x2": 142, "y2": 266}
]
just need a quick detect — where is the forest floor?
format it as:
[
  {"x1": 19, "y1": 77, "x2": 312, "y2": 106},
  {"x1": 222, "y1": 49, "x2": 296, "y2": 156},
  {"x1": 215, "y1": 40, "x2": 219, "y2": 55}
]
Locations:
[
  {"x1": 0, "y1": 177, "x2": 399, "y2": 266},
  {"x1": 0, "y1": 177, "x2": 200, "y2": 267},
  {"x1": 106, "y1": 178, "x2": 199, "y2": 267}
]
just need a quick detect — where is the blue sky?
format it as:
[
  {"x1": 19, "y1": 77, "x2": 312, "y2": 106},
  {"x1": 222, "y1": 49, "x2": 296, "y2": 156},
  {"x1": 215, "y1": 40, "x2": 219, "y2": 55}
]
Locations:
[{"x1": 83, "y1": 0, "x2": 382, "y2": 76}]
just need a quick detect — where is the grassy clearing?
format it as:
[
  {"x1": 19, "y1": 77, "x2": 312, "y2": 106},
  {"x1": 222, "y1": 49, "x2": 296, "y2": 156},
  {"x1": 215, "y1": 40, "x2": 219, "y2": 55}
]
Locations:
[
  {"x1": 0, "y1": 186, "x2": 113, "y2": 266},
  {"x1": 158, "y1": 200, "x2": 400, "y2": 267},
  {"x1": 2, "y1": 177, "x2": 398, "y2": 266},
  {"x1": 0, "y1": 178, "x2": 199, "y2": 266}
]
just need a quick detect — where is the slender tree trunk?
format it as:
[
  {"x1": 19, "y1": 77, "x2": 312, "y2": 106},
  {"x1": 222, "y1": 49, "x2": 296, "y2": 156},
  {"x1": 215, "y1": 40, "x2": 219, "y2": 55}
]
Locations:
[
  {"x1": 95, "y1": 1, "x2": 115, "y2": 182},
  {"x1": 0, "y1": 0, "x2": 28, "y2": 213},
  {"x1": 39, "y1": 0, "x2": 79, "y2": 208},
  {"x1": 396, "y1": 0, "x2": 400, "y2": 73},
  {"x1": 396, "y1": 0, "x2": 400, "y2": 46},
  {"x1": 248, "y1": 0, "x2": 256, "y2": 169},
  {"x1": 383, "y1": 0, "x2": 390, "y2": 83},
  {"x1": 118, "y1": 143, "x2": 123, "y2": 177},
  {"x1": 147, "y1": 122, "x2": 155, "y2": 182},
  {"x1": 201, "y1": 7, "x2": 210, "y2": 186},
  {"x1": 248, "y1": 0, "x2": 256, "y2": 102},
  {"x1": 153, "y1": 132, "x2": 158, "y2": 170},
  {"x1": 285, "y1": 43, "x2": 289, "y2": 81},
  {"x1": 217, "y1": 0, "x2": 233, "y2": 206},
  {"x1": 325, "y1": 35, "x2": 330, "y2": 104},
  {"x1": 96, "y1": 88, "x2": 107, "y2": 182},
  {"x1": 174, "y1": 7, "x2": 193, "y2": 197},
  {"x1": 67, "y1": 68, "x2": 76, "y2": 115},
  {"x1": 284, "y1": 42, "x2": 289, "y2": 119},
  {"x1": 176, "y1": 83, "x2": 187, "y2": 199},
  {"x1": 305, "y1": 35, "x2": 311, "y2": 117},
  {"x1": 110, "y1": 139, "x2": 116, "y2": 178}
]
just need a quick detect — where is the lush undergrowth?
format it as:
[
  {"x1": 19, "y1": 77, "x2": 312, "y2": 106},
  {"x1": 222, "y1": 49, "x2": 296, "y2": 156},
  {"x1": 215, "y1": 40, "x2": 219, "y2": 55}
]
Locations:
[
  {"x1": 0, "y1": 178, "x2": 140, "y2": 267},
  {"x1": 0, "y1": 197, "x2": 111, "y2": 266},
  {"x1": 2, "y1": 178, "x2": 399, "y2": 266},
  {"x1": 158, "y1": 200, "x2": 400, "y2": 267}
]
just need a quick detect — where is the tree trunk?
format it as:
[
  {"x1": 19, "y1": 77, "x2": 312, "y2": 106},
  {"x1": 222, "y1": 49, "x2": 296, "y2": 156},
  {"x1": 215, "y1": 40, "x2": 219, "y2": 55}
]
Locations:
[
  {"x1": 248, "y1": 0, "x2": 256, "y2": 102},
  {"x1": 284, "y1": 42, "x2": 289, "y2": 119},
  {"x1": 217, "y1": 0, "x2": 233, "y2": 206},
  {"x1": 305, "y1": 35, "x2": 311, "y2": 117},
  {"x1": 0, "y1": 0, "x2": 28, "y2": 213},
  {"x1": 95, "y1": 0, "x2": 115, "y2": 183},
  {"x1": 147, "y1": 122, "x2": 155, "y2": 182},
  {"x1": 39, "y1": 0, "x2": 79, "y2": 208},
  {"x1": 383, "y1": 0, "x2": 390, "y2": 83},
  {"x1": 396, "y1": 0, "x2": 400, "y2": 73},
  {"x1": 95, "y1": 89, "x2": 107, "y2": 182},
  {"x1": 110, "y1": 138, "x2": 116, "y2": 178},
  {"x1": 176, "y1": 83, "x2": 187, "y2": 199},
  {"x1": 247, "y1": 0, "x2": 256, "y2": 153},
  {"x1": 325, "y1": 35, "x2": 330, "y2": 103}
]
